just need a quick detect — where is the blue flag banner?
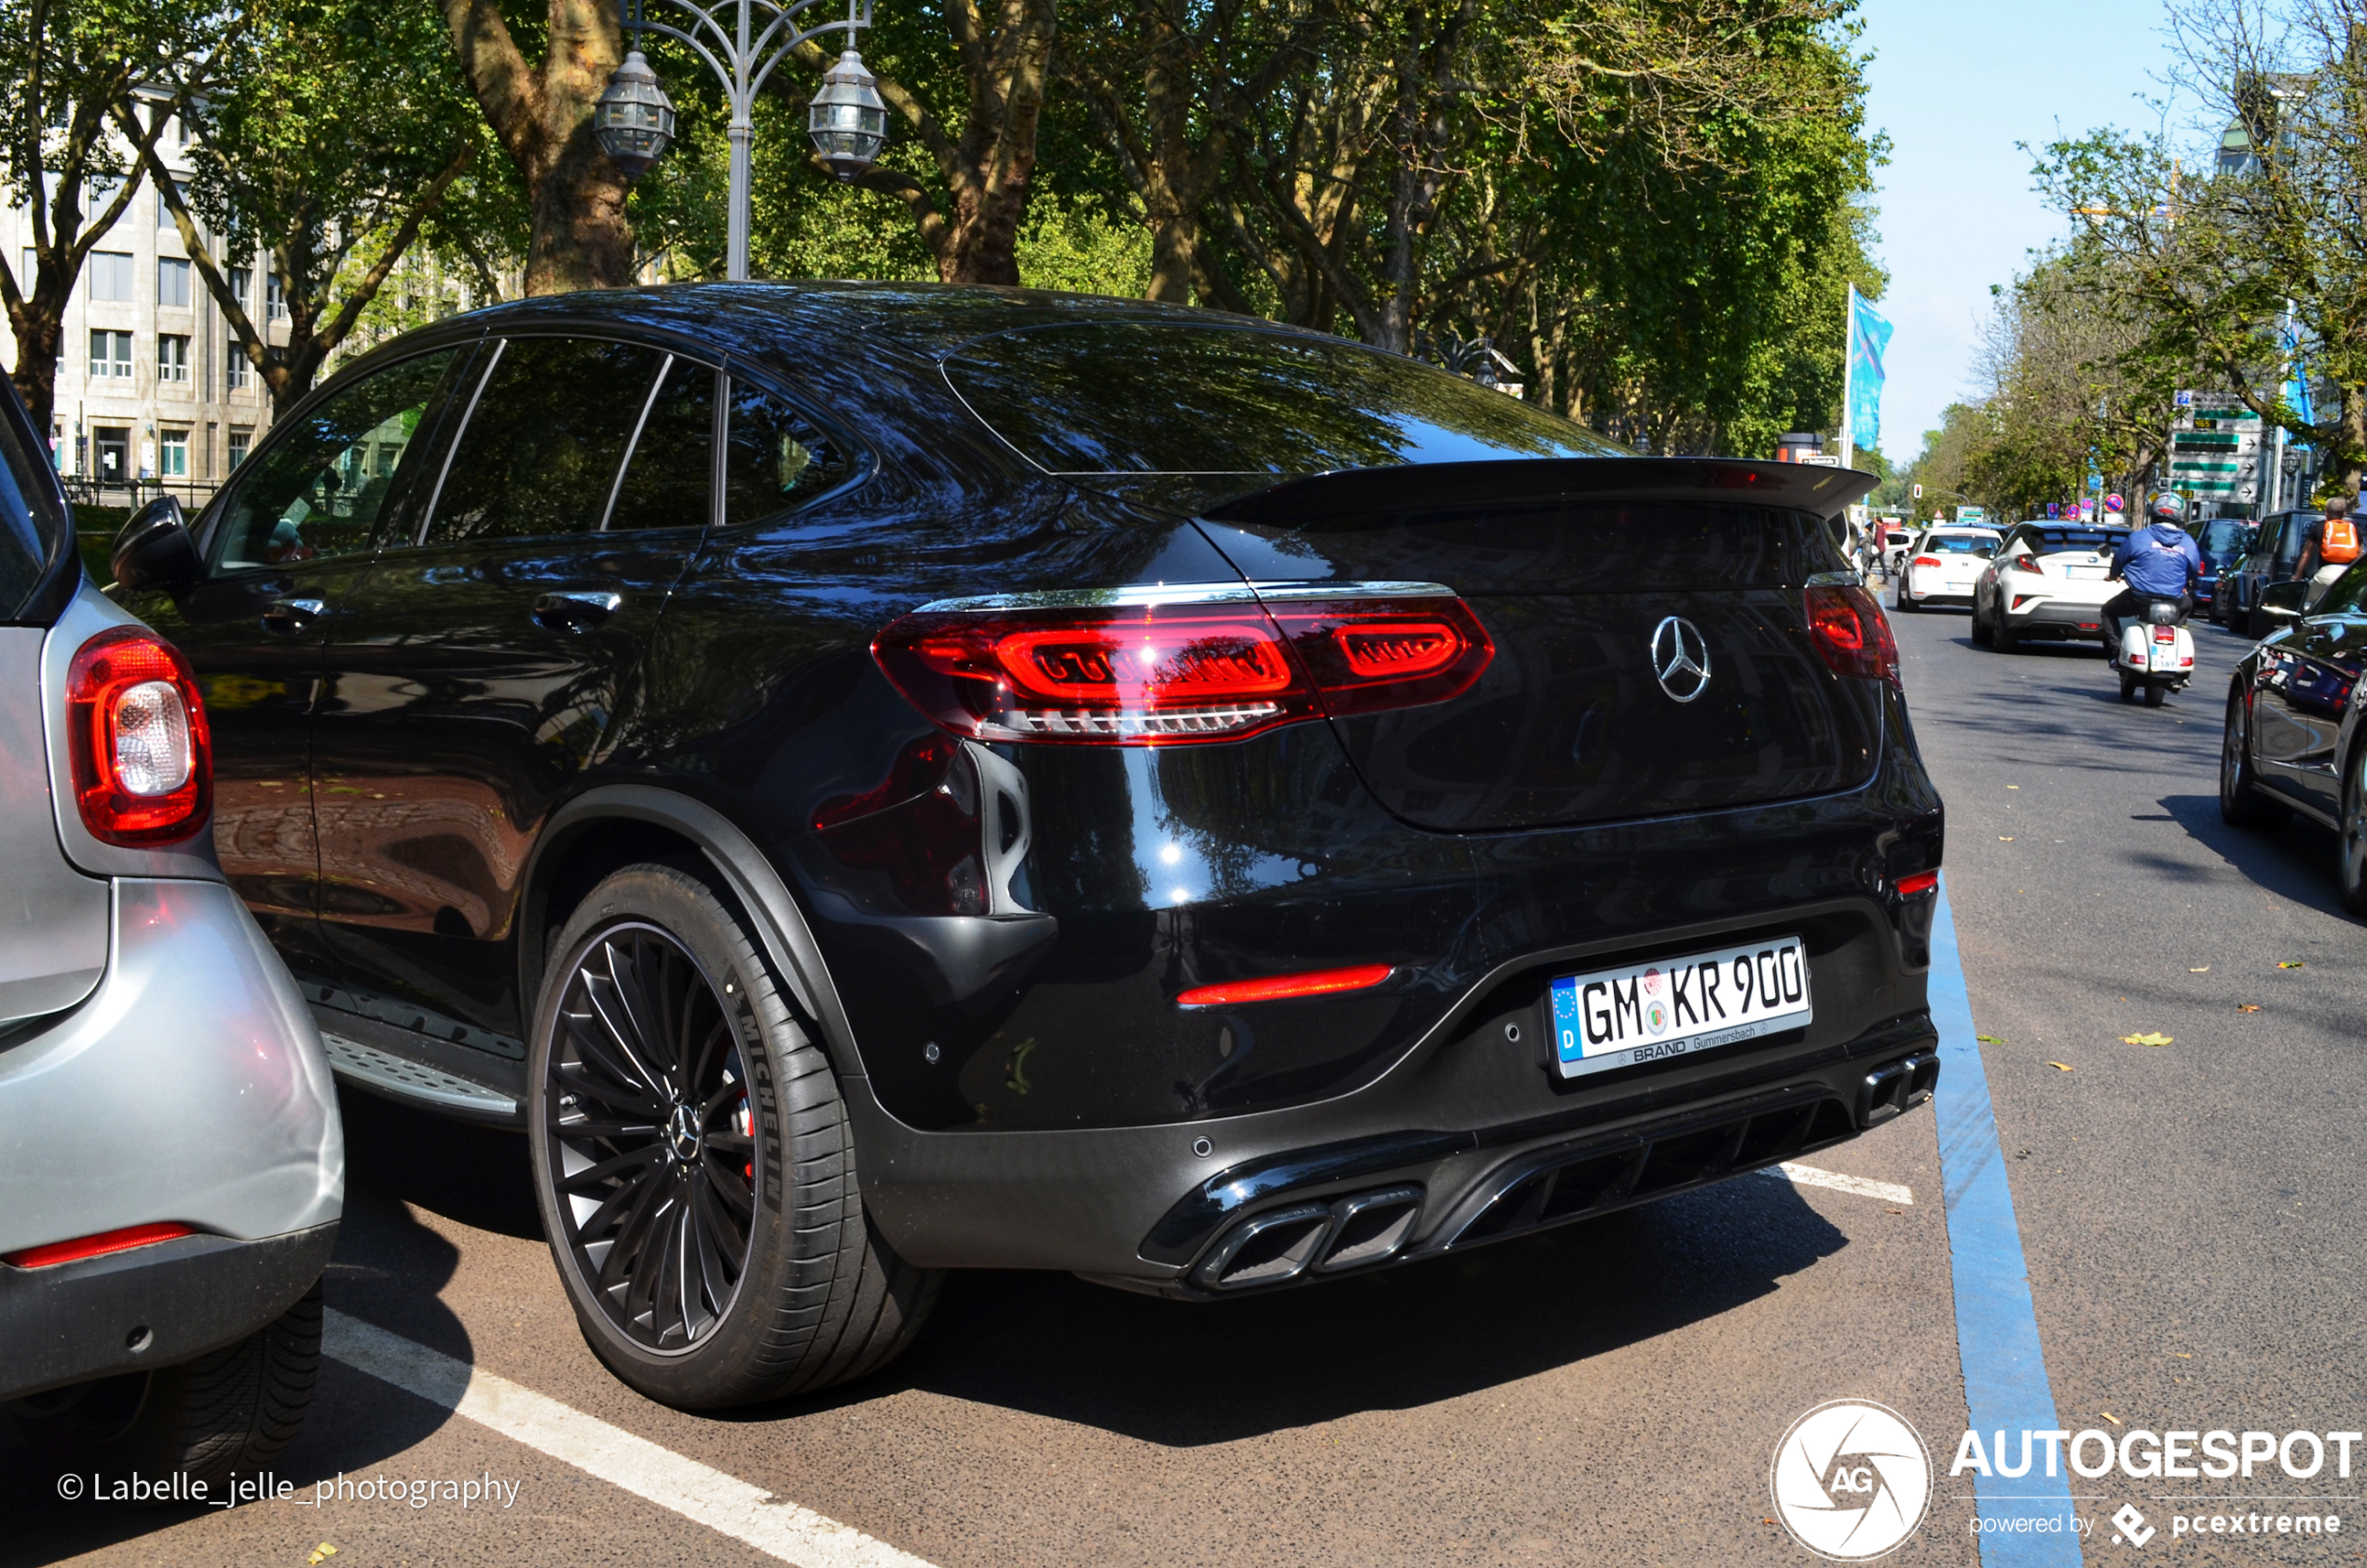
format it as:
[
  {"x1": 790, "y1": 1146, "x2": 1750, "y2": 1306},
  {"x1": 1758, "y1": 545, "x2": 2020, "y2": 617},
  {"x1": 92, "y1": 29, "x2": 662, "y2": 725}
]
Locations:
[
  {"x1": 1848, "y1": 291, "x2": 1893, "y2": 453},
  {"x1": 2282, "y1": 317, "x2": 2314, "y2": 434}
]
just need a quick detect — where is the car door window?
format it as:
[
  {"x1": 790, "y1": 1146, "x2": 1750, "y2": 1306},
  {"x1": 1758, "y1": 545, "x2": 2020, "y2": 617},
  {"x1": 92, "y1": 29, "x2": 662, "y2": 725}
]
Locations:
[
  {"x1": 211, "y1": 348, "x2": 460, "y2": 570},
  {"x1": 722, "y1": 376, "x2": 850, "y2": 525},
  {"x1": 606, "y1": 357, "x2": 717, "y2": 532},
  {"x1": 426, "y1": 337, "x2": 666, "y2": 543}
]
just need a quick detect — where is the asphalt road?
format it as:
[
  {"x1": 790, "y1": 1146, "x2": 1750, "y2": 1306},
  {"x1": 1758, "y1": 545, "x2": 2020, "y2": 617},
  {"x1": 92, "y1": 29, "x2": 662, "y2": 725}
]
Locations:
[{"x1": 11, "y1": 598, "x2": 2362, "y2": 1567}]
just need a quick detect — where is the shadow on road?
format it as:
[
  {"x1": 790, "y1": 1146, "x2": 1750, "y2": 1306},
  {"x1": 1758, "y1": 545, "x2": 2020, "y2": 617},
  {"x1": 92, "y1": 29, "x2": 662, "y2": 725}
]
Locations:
[
  {"x1": 764, "y1": 1172, "x2": 1846, "y2": 1446},
  {"x1": 2160, "y1": 790, "x2": 2348, "y2": 920}
]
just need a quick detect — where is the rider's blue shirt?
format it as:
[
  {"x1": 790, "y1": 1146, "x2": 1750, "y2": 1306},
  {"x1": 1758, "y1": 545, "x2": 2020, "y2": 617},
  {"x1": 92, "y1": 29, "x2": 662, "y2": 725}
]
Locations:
[{"x1": 2112, "y1": 522, "x2": 2203, "y2": 596}]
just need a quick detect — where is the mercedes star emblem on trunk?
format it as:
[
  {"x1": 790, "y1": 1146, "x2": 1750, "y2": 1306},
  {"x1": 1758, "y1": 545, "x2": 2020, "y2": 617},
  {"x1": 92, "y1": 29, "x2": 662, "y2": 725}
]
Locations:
[{"x1": 1652, "y1": 615, "x2": 1712, "y2": 702}]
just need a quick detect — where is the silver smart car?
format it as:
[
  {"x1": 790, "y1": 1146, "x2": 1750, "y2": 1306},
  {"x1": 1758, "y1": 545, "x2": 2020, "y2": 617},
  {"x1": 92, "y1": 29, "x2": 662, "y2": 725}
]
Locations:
[{"x1": 0, "y1": 374, "x2": 342, "y2": 1492}]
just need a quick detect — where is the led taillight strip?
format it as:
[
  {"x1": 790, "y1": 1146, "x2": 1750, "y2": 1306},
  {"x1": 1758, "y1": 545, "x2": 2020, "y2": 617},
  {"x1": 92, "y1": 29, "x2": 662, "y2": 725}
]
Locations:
[{"x1": 1176, "y1": 963, "x2": 1396, "y2": 1008}]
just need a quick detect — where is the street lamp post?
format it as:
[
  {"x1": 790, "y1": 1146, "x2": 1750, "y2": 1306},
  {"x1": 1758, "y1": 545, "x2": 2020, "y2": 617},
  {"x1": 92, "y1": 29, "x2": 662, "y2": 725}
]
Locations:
[{"x1": 594, "y1": 0, "x2": 888, "y2": 282}]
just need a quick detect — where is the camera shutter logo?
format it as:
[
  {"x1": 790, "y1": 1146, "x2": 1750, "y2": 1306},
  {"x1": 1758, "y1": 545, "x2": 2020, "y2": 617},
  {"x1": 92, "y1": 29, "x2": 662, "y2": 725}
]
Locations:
[
  {"x1": 1651, "y1": 616, "x2": 1712, "y2": 702},
  {"x1": 1770, "y1": 1399, "x2": 1932, "y2": 1560}
]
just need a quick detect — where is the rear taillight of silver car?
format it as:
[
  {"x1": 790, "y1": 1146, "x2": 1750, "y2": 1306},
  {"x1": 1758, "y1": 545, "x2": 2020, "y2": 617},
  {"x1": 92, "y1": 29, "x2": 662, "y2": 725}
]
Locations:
[{"x1": 64, "y1": 626, "x2": 212, "y2": 845}]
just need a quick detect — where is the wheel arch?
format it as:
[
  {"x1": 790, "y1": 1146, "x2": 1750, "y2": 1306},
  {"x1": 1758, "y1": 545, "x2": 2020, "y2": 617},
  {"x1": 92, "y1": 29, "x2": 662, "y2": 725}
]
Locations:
[{"x1": 523, "y1": 785, "x2": 869, "y2": 1089}]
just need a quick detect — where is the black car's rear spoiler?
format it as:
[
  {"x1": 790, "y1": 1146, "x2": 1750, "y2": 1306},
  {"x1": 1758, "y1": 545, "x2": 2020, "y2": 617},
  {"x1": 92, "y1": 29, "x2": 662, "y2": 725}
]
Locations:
[{"x1": 1203, "y1": 457, "x2": 1880, "y2": 526}]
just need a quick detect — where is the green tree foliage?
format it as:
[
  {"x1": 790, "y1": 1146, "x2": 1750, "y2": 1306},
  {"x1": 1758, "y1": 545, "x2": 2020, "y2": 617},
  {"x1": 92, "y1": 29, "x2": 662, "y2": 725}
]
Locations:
[
  {"x1": 2035, "y1": 0, "x2": 2367, "y2": 498},
  {"x1": 131, "y1": 0, "x2": 491, "y2": 415},
  {"x1": 0, "y1": 0, "x2": 237, "y2": 431}
]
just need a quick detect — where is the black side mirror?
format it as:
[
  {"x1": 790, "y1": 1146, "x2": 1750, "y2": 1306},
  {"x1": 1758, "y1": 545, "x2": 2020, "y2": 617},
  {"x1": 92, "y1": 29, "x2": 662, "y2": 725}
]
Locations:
[
  {"x1": 111, "y1": 495, "x2": 201, "y2": 592},
  {"x1": 2255, "y1": 579, "x2": 2309, "y2": 632}
]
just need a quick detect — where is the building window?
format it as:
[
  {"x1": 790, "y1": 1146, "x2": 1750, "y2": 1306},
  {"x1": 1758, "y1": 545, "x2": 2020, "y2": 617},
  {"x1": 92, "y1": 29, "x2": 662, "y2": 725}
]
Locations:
[
  {"x1": 158, "y1": 334, "x2": 190, "y2": 384},
  {"x1": 85, "y1": 175, "x2": 121, "y2": 214},
  {"x1": 157, "y1": 177, "x2": 188, "y2": 225},
  {"x1": 266, "y1": 271, "x2": 287, "y2": 321},
  {"x1": 226, "y1": 260, "x2": 250, "y2": 310},
  {"x1": 228, "y1": 429, "x2": 251, "y2": 469},
  {"x1": 157, "y1": 256, "x2": 191, "y2": 307},
  {"x1": 89, "y1": 251, "x2": 133, "y2": 301},
  {"x1": 89, "y1": 329, "x2": 131, "y2": 378},
  {"x1": 159, "y1": 429, "x2": 189, "y2": 478},
  {"x1": 17, "y1": 249, "x2": 32, "y2": 290},
  {"x1": 226, "y1": 350, "x2": 252, "y2": 392}
]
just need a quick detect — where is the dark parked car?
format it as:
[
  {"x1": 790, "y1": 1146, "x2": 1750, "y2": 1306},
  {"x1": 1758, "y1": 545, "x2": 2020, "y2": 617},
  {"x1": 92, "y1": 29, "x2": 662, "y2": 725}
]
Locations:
[
  {"x1": 2190, "y1": 517, "x2": 2255, "y2": 622},
  {"x1": 2220, "y1": 559, "x2": 2367, "y2": 907},
  {"x1": 2223, "y1": 511, "x2": 2322, "y2": 634},
  {"x1": 109, "y1": 284, "x2": 1945, "y2": 1411}
]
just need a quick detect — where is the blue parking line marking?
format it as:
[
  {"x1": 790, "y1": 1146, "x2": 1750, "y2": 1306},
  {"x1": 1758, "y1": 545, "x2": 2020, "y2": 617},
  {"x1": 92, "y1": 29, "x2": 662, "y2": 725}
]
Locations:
[{"x1": 1931, "y1": 880, "x2": 2081, "y2": 1566}]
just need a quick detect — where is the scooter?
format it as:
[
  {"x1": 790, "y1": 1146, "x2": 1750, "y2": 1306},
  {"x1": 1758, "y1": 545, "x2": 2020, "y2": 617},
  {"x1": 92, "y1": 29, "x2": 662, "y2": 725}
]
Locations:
[{"x1": 2114, "y1": 598, "x2": 2195, "y2": 707}]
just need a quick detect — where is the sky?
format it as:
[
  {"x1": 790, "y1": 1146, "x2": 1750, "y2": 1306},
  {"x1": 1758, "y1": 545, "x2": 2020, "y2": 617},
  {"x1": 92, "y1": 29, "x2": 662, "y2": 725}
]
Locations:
[{"x1": 1855, "y1": 0, "x2": 2183, "y2": 463}]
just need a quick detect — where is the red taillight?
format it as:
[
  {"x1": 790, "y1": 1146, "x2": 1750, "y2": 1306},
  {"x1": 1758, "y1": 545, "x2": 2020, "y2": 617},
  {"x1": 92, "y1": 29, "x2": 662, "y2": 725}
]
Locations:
[
  {"x1": 2011, "y1": 555, "x2": 2048, "y2": 574},
  {"x1": 66, "y1": 627, "x2": 212, "y2": 845},
  {"x1": 3, "y1": 1220, "x2": 195, "y2": 1269},
  {"x1": 872, "y1": 593, "x2": 1493, "y2": 744},
  {"x1": 2153, "y1": 626, "x2": 2177, "y2": 643},
  {"x1": 1895, "y1": 869, "x2": 1939, "y2": 897},
  {"x1": 1175, "y1": 963, "x2": 1396, "y2": 1008},
  {"x1": 1911, "y1": 554, "x2": 1944, "y2": 569},
  {"x1": 1803, "y1": 584, "x2": 1900, "y2": 686}
]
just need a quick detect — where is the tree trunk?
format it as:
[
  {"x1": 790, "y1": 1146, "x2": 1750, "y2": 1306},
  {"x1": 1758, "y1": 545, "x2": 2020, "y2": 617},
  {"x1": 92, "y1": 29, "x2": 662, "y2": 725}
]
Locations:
[{"x1": 443, "y1": 0, "x2": 636, "y2": 294}]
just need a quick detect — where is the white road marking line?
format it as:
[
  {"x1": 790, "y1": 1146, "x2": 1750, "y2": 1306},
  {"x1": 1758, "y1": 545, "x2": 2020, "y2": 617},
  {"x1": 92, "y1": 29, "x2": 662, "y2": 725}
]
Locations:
[
  {"x1": 1761, "y1": 1162, "x2": 1914, "y2": 1206},
  {"x1": 322, "y1": 1308, "x2": 938, "y2": 1568}
]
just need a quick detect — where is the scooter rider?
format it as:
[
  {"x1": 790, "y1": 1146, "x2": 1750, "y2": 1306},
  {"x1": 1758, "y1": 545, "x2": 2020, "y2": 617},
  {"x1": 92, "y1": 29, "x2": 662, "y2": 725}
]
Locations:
[{"x1": 2101, "y1": 491, "x2": 2203, "y2": 651}]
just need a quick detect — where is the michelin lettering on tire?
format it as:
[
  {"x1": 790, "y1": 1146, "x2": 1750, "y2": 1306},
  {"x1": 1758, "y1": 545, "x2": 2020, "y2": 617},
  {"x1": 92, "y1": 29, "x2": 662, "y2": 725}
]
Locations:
[{"x1": 1771, "y1": 1399, "x2": 1932, "y2": 1560}]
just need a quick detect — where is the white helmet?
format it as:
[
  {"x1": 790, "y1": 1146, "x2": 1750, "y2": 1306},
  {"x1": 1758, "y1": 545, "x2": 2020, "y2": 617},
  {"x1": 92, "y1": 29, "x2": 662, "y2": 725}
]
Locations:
[{"x1": 2146, "y1": 491, "x2": 2185, "y2": 525}]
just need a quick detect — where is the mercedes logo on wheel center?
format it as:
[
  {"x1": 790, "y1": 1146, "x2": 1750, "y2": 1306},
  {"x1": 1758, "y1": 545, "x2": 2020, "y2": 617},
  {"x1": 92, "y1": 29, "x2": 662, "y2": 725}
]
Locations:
[{"x1": 1652, "y1": 615, "x2": 1713, "y2": 702}]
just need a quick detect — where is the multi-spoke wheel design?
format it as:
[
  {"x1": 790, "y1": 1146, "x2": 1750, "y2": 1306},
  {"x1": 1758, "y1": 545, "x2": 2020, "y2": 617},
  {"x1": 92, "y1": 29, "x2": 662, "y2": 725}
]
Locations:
[{"x1": 542, "y1": 922, "x2": 758, "y2": 1353}]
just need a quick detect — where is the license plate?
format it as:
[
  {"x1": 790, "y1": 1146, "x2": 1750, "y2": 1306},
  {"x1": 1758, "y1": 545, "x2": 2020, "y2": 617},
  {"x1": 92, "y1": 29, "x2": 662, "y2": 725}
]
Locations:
[
  {"x1": 1547, "y1": 936, "x2": 1813, "y2": 1080},
  {"x1": 2064, "y1": 566, "x2": 2106, "y2": 579}
]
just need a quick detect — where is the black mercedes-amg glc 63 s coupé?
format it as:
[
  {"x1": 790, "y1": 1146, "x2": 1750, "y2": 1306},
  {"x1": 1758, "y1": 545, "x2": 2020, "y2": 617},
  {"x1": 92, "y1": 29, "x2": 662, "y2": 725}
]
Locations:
[{"x1": 107, "y1": 284, "x2": 1944, "y2": 1409}]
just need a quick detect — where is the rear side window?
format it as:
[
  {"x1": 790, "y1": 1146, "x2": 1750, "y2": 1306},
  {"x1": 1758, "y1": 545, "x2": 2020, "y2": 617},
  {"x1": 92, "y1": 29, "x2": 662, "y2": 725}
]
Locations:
[
  {"x1": 1920, "y1": 534, "x2": 1994, "y2": 555},
  {"x1": 212, "y1": 348, "x2": 459, "y2": 570},
  {"x1": 723, "y1": 377, "x2": 848, "y2": 525},
  {"x1": 428, "y1": 337, "x2": 665, "y2": 543},
  {"x1": 943, "y1": 320, "x2": 1623, "y2": 474}
]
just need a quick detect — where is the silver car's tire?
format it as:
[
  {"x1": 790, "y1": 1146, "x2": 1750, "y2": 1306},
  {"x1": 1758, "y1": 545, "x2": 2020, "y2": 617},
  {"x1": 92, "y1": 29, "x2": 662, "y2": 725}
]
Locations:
[{"x1": 9, "y1": 1280, "x2": 322, "y2": 1496}]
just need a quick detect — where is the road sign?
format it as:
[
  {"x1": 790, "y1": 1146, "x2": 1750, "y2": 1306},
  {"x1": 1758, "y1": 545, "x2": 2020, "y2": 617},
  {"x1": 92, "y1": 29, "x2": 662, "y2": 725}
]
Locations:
[{"x1": 2170, "y1": 393, "x2": 2264, "y2": 502}]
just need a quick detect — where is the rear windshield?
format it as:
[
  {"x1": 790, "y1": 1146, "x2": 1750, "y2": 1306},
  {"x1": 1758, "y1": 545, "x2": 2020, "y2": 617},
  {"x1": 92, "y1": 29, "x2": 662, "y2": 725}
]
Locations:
[
  {"x1": 1919, "y1": 534, "x2": 1995, "y2": 555},
  {"x1": 0, "y1": 389, "x2": 62, "y2": 618},
  {"x1": 2197, "y1": 519, "x2": 2254, "y2": 557},
  {"x1": 942, "y1": 321, "x2": 1625, "y2": 475},
  {"x1": 2022, "y1": 528, "x2": 2122, "y2": 553}
]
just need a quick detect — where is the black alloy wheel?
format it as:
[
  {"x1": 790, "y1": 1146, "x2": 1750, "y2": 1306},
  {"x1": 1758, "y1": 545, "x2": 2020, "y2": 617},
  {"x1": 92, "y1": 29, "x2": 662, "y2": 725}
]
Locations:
[
  {"x1": 1992, "y1": 607, "x2": 2019, "y2": 652},
  {"x1": 1972, "y1": 589, "x2": 1995, "y2": 647},
  {"x1": 527, "y1": 863, "x2": 941, "y2": 1410},
  {"x1": 541, "y1": 922, "x2": 757, "y2": 1353},
  {"x1": 2340, "y1": 755, "x2": 2367, "y2": 915},
  {"x1": 2220, "y1": 689, "x2": 2289, "y2": 829}
]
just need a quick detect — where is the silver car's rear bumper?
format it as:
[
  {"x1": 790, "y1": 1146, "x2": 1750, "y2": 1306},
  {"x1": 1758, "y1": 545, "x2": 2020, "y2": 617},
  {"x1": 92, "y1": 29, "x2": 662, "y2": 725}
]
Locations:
[{"x1": 0, "y1": 878, "x2": 344, "y2": 1394}]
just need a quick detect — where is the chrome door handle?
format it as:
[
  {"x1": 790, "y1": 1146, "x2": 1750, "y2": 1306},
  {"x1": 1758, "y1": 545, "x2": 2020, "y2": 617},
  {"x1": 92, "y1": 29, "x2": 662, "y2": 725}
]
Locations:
[
  {"x1": 532, "y1": 590, "x2": 623, "y2": 633},
  {"x1": 260, "y1": 597, "x2": 327, "y2": 634}
]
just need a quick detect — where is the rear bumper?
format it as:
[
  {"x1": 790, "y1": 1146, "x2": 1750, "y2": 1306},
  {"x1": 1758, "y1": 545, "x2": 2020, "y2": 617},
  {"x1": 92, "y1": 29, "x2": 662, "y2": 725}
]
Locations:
[
  {"x1": 2004, "y1": 594, "x2": 2111, "y2": 634},
  {"x1": 0, "y1": 1222, "x2": 337, "y2": 1402},
  {"x1": 0, "y1": 878, "x2": 345, "y2": 1258}
]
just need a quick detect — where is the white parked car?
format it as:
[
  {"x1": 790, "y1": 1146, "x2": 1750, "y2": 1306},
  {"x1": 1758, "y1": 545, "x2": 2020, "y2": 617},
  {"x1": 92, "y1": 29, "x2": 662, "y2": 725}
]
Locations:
[
  {"x1": 1892, "y1": 526, "x2": 2000, "y2": 611},
  {"x1": 1971, "y1": 522, "x2": 2132, "y2": 651}
]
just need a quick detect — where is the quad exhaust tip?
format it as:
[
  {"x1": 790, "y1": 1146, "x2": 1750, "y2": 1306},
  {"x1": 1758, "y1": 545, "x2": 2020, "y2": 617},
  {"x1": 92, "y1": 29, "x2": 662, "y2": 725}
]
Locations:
[{"x1": 1192, "y1": 1186, "x2": 1424, "y2": 1291}]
